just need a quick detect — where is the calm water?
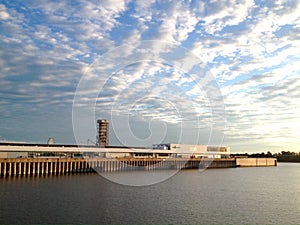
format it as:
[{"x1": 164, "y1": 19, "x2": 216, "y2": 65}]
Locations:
[{"x1": 0, "y1": 163, "x2": 299, "y2": 224}]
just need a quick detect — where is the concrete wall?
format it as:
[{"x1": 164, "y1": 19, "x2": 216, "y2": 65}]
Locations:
[
  {"x1": 236, "y1": 158, "x2": 277, "y2": 167},
  {"x1": 0, "y1": 152, "x2": 28, "y2": 158},
  {"x1": 0, "y1": 152, "x2": 7, "y2": 158}
]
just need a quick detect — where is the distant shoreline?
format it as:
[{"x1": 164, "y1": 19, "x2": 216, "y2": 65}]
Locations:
[{"x1": 277, "y1": 160, "x2": 300, "y2": 163}]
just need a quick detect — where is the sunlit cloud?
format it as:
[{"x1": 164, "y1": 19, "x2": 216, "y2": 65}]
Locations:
[{"x1": 0, "y1": 0, "x2": 299, "y2": 152}]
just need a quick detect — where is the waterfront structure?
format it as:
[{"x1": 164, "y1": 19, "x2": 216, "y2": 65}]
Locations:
[
  {"x1": 0, "y1": 142, "x2": 277, "y2": 177},
  {"x1": 0, "y1": 157, "x2": 277, "y2": 177},
  {"x1": 0, "y1": 117, "x2": 277, "y2": 177}
]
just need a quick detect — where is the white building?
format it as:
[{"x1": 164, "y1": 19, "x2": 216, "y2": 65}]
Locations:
[{"x1": 0, "y1": 142, "x2": 230, "y2": 159}]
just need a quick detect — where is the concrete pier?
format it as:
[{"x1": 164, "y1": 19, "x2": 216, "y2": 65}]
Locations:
[
  {"x1": 0, "y1": 157, "x2": 277, "y2": 177},
  {"x1": 235, "y1": 158, "x2": 277, "y2": 167}
]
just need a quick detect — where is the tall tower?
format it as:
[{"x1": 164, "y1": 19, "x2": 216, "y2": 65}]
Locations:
[{"x1": 97, "y1": 119, "x2": 109, "y2": 147}]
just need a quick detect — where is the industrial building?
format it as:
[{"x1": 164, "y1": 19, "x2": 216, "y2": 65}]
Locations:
[
  {"x1": 131, "y1": 143, "x2": 230, "y2": 158},
  {"x1": 0, "y1": 119, "x2": 230, "y2": 159},
  {"x1": 0, "y1": 142, "x2": 230, "y2": 159}
]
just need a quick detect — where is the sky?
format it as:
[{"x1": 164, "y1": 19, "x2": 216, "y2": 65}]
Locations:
[{"x1": 0, "y1": 0, "x2": 299, "y2": 153}]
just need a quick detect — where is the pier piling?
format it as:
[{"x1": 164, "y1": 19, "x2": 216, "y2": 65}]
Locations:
[{"x1": 0, "y1": 157, "x2": 276, "y2": 177}]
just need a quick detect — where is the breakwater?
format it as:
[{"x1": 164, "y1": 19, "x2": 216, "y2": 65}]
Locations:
[{"x1": 0, "y1": 157, "x2": 276, "y2": 177}]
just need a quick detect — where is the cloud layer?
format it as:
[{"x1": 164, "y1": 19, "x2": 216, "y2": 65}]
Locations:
[{"x1": 0, "y1": 0, "x2": 299, "y2": 152}]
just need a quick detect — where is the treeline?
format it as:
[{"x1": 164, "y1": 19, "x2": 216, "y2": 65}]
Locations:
[
  {"x1": 275, "y1": 151, "x2": 300, "y2": 162},
  {"x1": 231, "y1": 151, "x2": 300, "y2": 162}
]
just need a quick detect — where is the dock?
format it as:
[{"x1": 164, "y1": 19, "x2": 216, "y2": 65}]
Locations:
[{"x1": 0, "y1": 157, "x2": 276, "y2": 177}]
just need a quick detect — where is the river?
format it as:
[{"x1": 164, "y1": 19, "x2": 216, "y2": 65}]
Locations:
[{"x1": 0, "y1": 163, "x2": 299, "y2": 224}]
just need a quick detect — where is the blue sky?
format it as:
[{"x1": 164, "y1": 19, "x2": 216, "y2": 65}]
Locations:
[{"x1": 0, "y1": 0, "x2": 299, "y2": 153}]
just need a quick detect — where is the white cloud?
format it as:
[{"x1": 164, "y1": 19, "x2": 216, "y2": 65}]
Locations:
[
  {"x1": 0, "y1": 4, "x2": 9, "y2": 20},
  {"x1": 195, "y1": 0, "x2": 255, "y2": 34},
  {"x1": 0, "y1": 0, "x2": 299, "y2": 150}
]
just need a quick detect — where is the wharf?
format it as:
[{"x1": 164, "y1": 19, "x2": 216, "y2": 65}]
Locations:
[{"x1": 0, "y1": 157, "x2": 276, "y2": 177}]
